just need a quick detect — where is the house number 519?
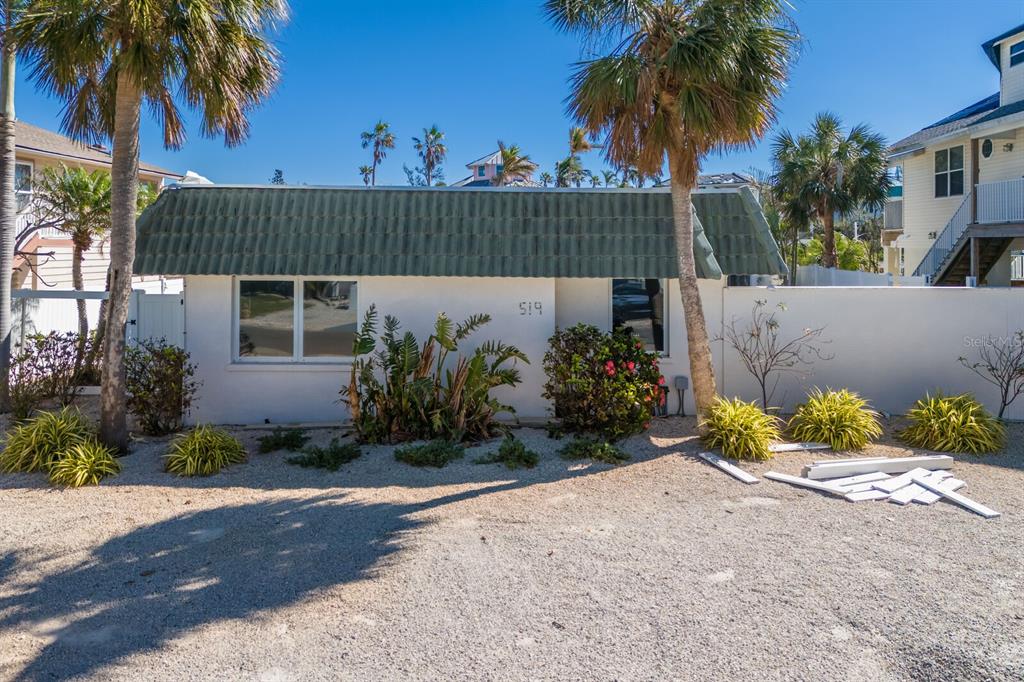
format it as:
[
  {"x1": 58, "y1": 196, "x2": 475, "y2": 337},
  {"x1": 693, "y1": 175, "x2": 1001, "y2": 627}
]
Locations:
[{"x1": 519, "y1": 301, "x2": 543, "y2": 316}]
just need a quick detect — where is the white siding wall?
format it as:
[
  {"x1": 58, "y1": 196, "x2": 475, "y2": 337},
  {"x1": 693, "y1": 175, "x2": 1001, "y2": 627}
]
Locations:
[
  {"x1": 999, "y1": 31, "x2": 1024, "y2": 106},
  {"x1": 978, "y1": 129, "x2": 1024, "y2": 183}
]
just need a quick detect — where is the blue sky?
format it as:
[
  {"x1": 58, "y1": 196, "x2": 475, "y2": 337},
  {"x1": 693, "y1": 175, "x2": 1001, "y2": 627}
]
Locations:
[{"x1": 12, "y1": 0, "x2": 1024, "y2": 185}]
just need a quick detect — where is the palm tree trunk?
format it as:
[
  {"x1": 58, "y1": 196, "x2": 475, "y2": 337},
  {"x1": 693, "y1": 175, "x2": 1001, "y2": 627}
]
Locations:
[
  {"x1": 0, "y1": 7, "x2": 15, "y2": 412},
  {"x1": 72, "y1": 241, "x2": 87, "y2": 338},
  {"x1": 371, "y1": 149, "x2": 377, "y2": 186},
  {"x1": 821, "y1": 205, "x2": 836, "y2": 269},
  {"x1": 99, "y1": 71, "x2": 142, "y2": 451},
  {"x1": 668, "y1": 156, "x2": 717, "y2": 421},
  {"x1": 790, "y1": 221, "x2": 799, "y2": 284}
]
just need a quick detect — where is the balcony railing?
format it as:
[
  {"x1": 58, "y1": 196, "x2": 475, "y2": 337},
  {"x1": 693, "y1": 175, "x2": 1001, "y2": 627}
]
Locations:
[{"x1": 977, "y1": 177, "x2": 1024, "y2": 224}]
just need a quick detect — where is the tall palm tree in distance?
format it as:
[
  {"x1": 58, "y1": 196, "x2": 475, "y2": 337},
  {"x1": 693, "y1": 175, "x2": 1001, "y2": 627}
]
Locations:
[
  {"x1": 546, "y1": 0, "x2": 799, "y2": 419},
  {"x1": 360, "y1": 120, "x2": 395, "y2": 186},
  {"x1": 771, "y1": 112, "x2": 890, "y2": 269},
  {"x1": 17, "y1": 0, "x2": 288, "y2": 450},
  {"x1": 569, "y1": 126, "x2": 594, "y2": 157},
  {"x1": 492, "y1": 141, "x2": 537, "y2": 187},
  {"x1": 539, "y1": 171, "x2": 554, "y2": 187},
  {"x1": 412, "y1": 125, "x2": 447, "y2": 186},
  {"x1": 358, "y1": 165, "x2": 373, "y2": 186},
  {"x1": 602, "y1": 169, "x2": 618, "y2": 187}
]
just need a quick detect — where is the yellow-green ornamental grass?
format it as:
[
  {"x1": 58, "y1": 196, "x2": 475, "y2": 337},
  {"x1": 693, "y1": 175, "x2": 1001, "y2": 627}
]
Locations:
[
  {"x1": 0, "y1": 408, "x2": 95, "y2": 474},
  {"x1": 165, "y1": 425, "x2": 247, "y2": 476},
  {"x1": 49, "y1": 440, "x2": 120, "y2": 488},
  {"x1": 899, "y1": 393, "x2": 1005, "y2": 455},
  {"x1": 700, "y1": 397, "x2": 781, "y2": 461},
  {"x1": 788, "y1": 388, "x2": 883, "y2": 451}
]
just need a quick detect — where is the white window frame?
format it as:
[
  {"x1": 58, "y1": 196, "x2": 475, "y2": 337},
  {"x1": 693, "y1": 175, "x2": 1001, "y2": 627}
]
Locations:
[
  {"x1": 1010, "y1": 40, "x2": 1024, "y2": 68},
  {"x1": 934, "y1": 145, "x2": 964, "y2": 198},
  {"x1": 232, "y1": 275, "x2": 359, "y2": 365},
  {"x1": 608, "y1": 278, "x2": 670, "y2": 357},
  {"x1": 15, "y1": 160, "x2": 33, "y2": 213}
]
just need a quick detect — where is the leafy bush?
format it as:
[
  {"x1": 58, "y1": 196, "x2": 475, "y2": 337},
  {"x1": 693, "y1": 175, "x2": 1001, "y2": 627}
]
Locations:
[
  {"x1": 542, "y1": 324, "x2": 661, "y2": 441},
  {"x1": 346, "y1": 306, "x2": 528, "y2": 444},
  {"x1": 9, "y1": 332, "x2": 96, "y2": 419},
  {"x1": 700, "y1": 397, "x2": 781, "y2": 461},
  {"x1": 286, "y1": 439, "x2": 361, "y2": 471},
  {"x1": 165, "y1": 425, "x2": 246, "y2": 476},
  {"x1": 0, "y1": 407, "x2": 95, "y2": 473},
  {"x1": 394, "y1": 440, "x2": 465, "y2": 468},
  {"x1": 48, "y1": 439, "x2": 120, "y2": 487},
  {"x1": 125, "y1": 340, "x2": 200, "y2": 435},
  {"x1": 474, "y1": 434, "x2": 540, "y2": 469},
  {"x1": 788, "y1": 388, "x2": 883, "y2": 451},
  {"x1": 898, "y1": 393, "x2": 1005, "y2": 454},
  {"x1": 559, "y1": 436, "x2": 630, "y2": 465},
  {"x1": 258, "y1": 427, "x2": 310, "y2": 453}
]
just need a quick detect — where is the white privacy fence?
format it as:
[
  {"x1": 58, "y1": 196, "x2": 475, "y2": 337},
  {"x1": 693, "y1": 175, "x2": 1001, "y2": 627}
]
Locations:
[
  {"x1": 795, "y1": 265, "x2": 926, "y2": 287},
  {"x1": 12, "y1": 289, "x2": 184, "y2": 349}
]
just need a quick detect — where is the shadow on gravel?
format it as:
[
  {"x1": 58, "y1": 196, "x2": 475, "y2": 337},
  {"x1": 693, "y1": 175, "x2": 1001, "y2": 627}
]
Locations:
[{"x1": 0, "y1": 485, "x2": 516, "y2": 681}]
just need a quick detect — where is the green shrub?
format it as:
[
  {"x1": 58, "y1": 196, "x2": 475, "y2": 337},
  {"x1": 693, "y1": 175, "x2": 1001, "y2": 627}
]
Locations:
[
  {"x1": 898, "y1": 393, "x2": 1005, "y2": 454},
  {"x1": 346, "y1": 306, "x2": 528, "y2": 444},
  {"x1": 559, "y1": 436, "x2": 630, "y2": 465},
  {"x1": 474, "y1": 434, "x2": 540, "y2": 469},
  {"x1": 700, "y1": 397, "x2": 781, "y2": 461},
  {"x1": 48, "y1": 439, "x2": 120, "y2": 487},
  {"x1": 0, "y1": 407, "x2": 95, "y2": 473},
  {"x1": 394, "y1": 440, "x2": 465, "y2": 468},
  {"x1": 788, "y1": 388, "x2": 883, "y2": 451},
  {"x1": 126, "y1": 340, "x2": 200, "y2": 435},
  {"x1": 286, "y1": 439, "x2": 361, "y2": 471},
  {"x1": 258, "y1": 427, "x2": 310, "y2": 453},
  {"x1": 165, "y1": 425, "x2": 247, "y2": 476},
  {"x1": 542, "y1": 324, "x2": 661, "y2": 441},
  {"x1": 9, "y1": 332, "x2": 96, "y2": 419}
]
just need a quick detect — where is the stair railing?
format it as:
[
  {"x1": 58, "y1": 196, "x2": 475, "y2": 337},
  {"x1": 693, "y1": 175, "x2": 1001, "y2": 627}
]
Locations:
[{"x1": 912, "y1": 191, "x2": 973, "y2": 279}]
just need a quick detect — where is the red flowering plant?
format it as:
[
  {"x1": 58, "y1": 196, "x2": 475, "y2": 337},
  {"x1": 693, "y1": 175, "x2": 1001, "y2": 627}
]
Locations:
[{"x1": 542, "y1": 324, "x2": 662, "y2": 441}]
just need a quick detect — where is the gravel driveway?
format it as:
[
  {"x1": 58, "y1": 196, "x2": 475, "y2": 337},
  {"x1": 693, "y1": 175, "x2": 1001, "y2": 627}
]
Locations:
[{"x1": 0, "y1": 418, "x2": 1021, "y2": 681}]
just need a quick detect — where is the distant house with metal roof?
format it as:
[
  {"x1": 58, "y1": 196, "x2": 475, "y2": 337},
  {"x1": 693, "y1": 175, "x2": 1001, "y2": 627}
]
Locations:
[
  {"x1": 884, "y1": 23, "x2": 1024, "y2": 286},
  {"x1": 450, "y1": 150, "x2": 540, "y2": 187},
  {"x1": 134, "y1": 184, "x2": 786, "y2": 424}
]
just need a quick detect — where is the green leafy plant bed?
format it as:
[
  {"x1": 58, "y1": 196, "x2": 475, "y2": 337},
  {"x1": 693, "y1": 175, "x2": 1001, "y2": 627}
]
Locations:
[
  {"x1": 788, "y1": 389, "x2": 882, "y2": 451},
  {"x1": 258, "y1": 427, "x2": 311, "y2": 453},
  {"x1": 49, "y1": 440, "x2": 120, "y2": 488},
  {"x1": 395, "y1": 440, "x2": 465, "y2": 468},
  {"x1": 287, "y1": 439, "x2": 361, "y2": 471},
  {"x1": 543, "y1": 324, "x2": 662, "y2": 442},
  {"x1": 898, "y1": 393, "x2": 1005, "y2": 455},
  {"x1": 700, "y1": 397, "x2": 781, "y2": 462},
  {"x1": 559, "y1": 437, "x2": 630, "y2": 466},
  {"x1": 165, "y1": 425, "x2": 247, "y2": 477},
  {"x1": 474, "y1": 434, "x2": 540, "y2": 469},
  {"x1": 125, "y1": 340, "x2": 200, "y2": 435},
  {"x1": 0, "y1": 407, "x2": 96, "y2": 474}
]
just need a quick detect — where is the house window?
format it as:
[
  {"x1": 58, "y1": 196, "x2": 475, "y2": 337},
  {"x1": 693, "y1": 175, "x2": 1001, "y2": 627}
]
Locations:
[
  {"x1": 1011, "y1": 40, "x2": 1024, "y2": 67},
  {"x1": 496, "y1": 164, "x2": 504, "y2": 175},
  {"x1": 477, "y1": 165, "x2": 485, "y2": 177},
  {"x1": 15, "y1": 162, "x2": 32, "y2": 212},
  {"x1": 934, "y1": 145, "x2": 964, "y2": 198},
  {"x1": 612, "y1": 278, "x2": 667, "y2": 353},
  {"x1": 236, "y1": 278, "x2": 358, "y2": 361}
]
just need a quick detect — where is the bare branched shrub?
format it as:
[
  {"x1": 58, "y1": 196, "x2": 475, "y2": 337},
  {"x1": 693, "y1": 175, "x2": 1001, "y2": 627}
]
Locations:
[
  {"x1": 720, "y1": 300, "x2": 832, "y2": 410},
  {"x1": 959, "y1": 331, "x2": 1024, "y2": 420}
]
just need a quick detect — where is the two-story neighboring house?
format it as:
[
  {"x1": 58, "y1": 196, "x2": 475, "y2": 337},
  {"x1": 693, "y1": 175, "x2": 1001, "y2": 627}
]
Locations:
[
  {"x1": 450, "y1": 151, "x2": 539, "y2": 187},
  {"x1": 13, "y1": 120, "x2": 181, "y2": 291},
  {"x1": 886, "y1": 23, "x2": 1024, "y2": 286}
]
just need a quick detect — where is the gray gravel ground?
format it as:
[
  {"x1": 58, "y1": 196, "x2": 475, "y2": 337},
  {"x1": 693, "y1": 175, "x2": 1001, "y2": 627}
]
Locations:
[{"x1": 0, "y1": 415, "x2": 1022, "y2": 681}]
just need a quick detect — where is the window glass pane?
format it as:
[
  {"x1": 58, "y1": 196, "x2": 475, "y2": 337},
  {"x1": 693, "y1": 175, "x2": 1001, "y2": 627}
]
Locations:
[
  {"x1": 949, "y1": 169, "x2": 964, "y2": 196},
  {"x1": 934, "y1": 149, "x2": 948, "y2": 173},
  {"x1": 1013, "y1": 52, "x2": 1024, "y2": 67},
  {"x1": 935, "y1": 172, "x2": 948, "y2": 198},
  {"x1": 238, "y1": 280, "x2": 294, "y2": 357},
  {"x1": 15, "y1": 164, "x2": 31, "y2": 212},
  {"x1": 303, "y1": 280, "x2": 357, "y2": 357},
  {"x1": 949, "y1": 145, "x2": 964, "y2": 170},
  {"x1": 612, "y1": 278, "x2": 665, "y2": 353},
  {"x1": 1011, "y1": 40, "x2": 1024, "y2": 55}
]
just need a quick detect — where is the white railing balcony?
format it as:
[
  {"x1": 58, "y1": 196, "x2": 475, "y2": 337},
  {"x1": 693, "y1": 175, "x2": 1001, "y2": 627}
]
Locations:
[{"x1": 977, "y1": 177, "x2": 1024, "y2": 224}]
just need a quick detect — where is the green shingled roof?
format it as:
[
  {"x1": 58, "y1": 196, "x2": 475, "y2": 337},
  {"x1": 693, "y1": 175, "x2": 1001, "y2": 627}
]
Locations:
[{"x1": 134, "y1": 185, "x2": 786, "y2": 279}]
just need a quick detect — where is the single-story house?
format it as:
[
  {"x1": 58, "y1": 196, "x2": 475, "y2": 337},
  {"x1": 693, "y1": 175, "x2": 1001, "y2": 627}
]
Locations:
[{"x1": 134, "y1": 185, "x2": 787, "y2": 425}]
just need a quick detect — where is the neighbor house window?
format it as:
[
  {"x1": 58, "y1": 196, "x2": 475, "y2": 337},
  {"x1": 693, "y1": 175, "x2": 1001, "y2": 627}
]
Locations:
[
  {"x1": 934, "y1": 145, "x2": 964, "y2": 198},
  {"x1": 612, "y1": 278, "x2": 667, "y2": 353},
  {"x1": 236, "y1": 278, "x2": 358, "y2": 361},
  {"x1": 477, "y1": 165, "x2": 485, "y2": 177},
  {"x1": 1011, "y1": 40, "x2": 1024, "y2": 67},
  {"x1": 15, "y1": 162, "x2": 32, "y2": 212}
]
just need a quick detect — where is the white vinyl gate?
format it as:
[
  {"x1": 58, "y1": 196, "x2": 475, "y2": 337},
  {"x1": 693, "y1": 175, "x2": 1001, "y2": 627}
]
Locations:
[{"x1": 127, "y1": 291, "x2": 185, "y2": 347}]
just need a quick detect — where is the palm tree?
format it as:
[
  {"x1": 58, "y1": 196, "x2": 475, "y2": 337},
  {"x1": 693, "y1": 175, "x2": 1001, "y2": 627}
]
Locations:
[
  {"x1": 360, "y1": 120, "x2": 395, "y2": 186},
  {"x1": 539, "y1": 171, "x2": 554, "y2": 187},
  {"x1": 569, "y1": 126, "x2": 594, "y2": 156},
  {"x1": 546, "y1": 0, "x2": 799, "y2": 419},
  {"x1": 601, "y1": 169, "x2": 618, "y2": 187},
  {"x1": 492, "y1": 141, "x2": 537, "y2": 187},
  {"x1": 0, "y1": 1, "x2": 18, "y2": 411},
  {"x1": 359, "y1": 165, "x2": 373, "y2": 186},
  {"x1": 588, "y1": 172, "x2": 601, "y2": 187},
  {"x1": 771, "y1": 112, "x2": 890, "y2": 269},
  {"x1": 412, "y1": 125, "x2": 447, "y2": 186},
  {"x1": 556, "y1": 155, "x2": 585, "y2": 187},
  {"x1": 17, "y1": 0, "x2": 287, "y2": 450}
]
